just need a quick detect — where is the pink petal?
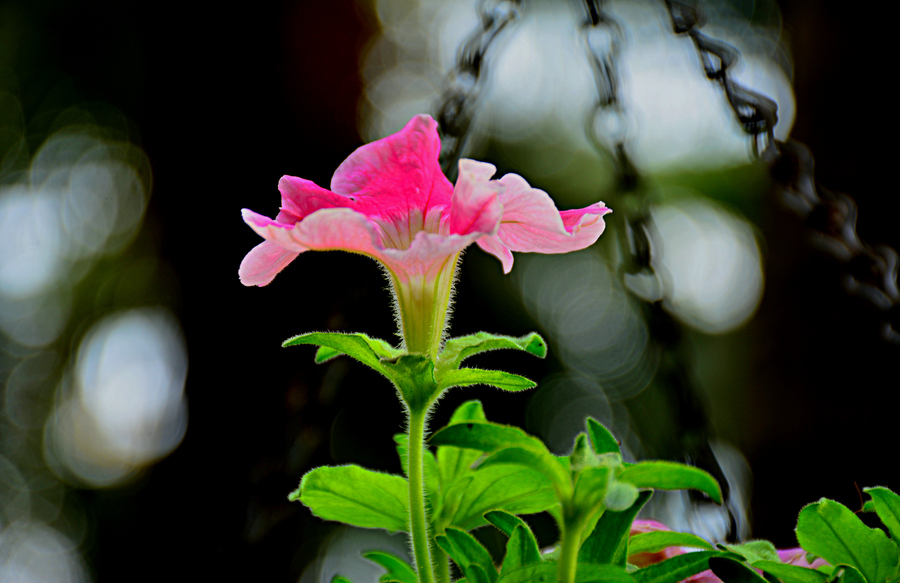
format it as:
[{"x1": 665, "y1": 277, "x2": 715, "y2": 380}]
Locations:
[
  {"x1": 277, "y1": 175, "x2": 359, "y2": 223},
  {"x1": 239, "y1": 240, "x2": 300, "y2": 286},
  {"x1": 329, "y1": 114, "x2": 453, "y2": 216},
  {"x1": 381, "y1": 230, "x2": 483, "y2": 283},
  {"x1": 449, "y1": 159, "x2": 503, "y2": 236},
  {"x1": 777, "y1": 548, "x2": 828, "y2": 569},
  {"x1": 242, "y1": 207, "x2": 383, "y2": 259},
  {"x1": 476, "y1": 172, "x2": 611, "y2": 273}
]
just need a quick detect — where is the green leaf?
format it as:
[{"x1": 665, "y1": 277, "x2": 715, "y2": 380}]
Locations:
[
  {"x1": 478, "y1": 446, "x2": 572, "y2": 499},
  {"x1": 572, "y1": 466, "x2": 612, "y2": 514},
  {"x1": 753, "y1": 560, "x2": 828, "y2": 583},
  {"x1": 708, "y1": 556, "x2": 769, "y2": 583},
  {"x1": 722, "y1": 540, "x2": 780, "y2": 564},
  {"x1": 631, "y1": 550, "x2": 726, "y2": 583},
  {"x1": 315, "y1": 346, "x2": 342, "y2": 363},
  {"x1": 628, "y1": 532, "x2": 714, "y2": 556},
  {"x1": 439, "y1": 465, "x2": 557, "y2": 531},
  {"x1": 484, "y1": 510, "x2": 531, "y2": 537},
  {"x1": 618, "y1": 461, "x2": 722, "y2": 504},
  {"x1": 496, "y1": 563, "x2": 635, "y2": 583},
  {"x1": 865, "y1": 487, "x2": 900, "y2": 542},
  {"x1": 331, "y1": 576, "x2": 354, "y2": 583},
  {"x1": 436, "y1": 528, "x2": 498, "y2": 583},
  {"x1": 587, "y1": 418, "x2": 621, "y2": 456},
  {"x1": 283, "y1": 332, "x2": 400, "y2": 374},
  {"x1": 436, "y1": 401, "x2": 487, "y2": 489},
  {"x1": 290, "y1": 465, "x2": 409, "y2": 533},
  {"x1": 604, "y1": 480, "x2": 640, "y2": 512},
  {"x1": 465, "y1": 565, "x2": 492, "y2": 583},
  {"x1": 502, "y1": 524, "x2": 543, "y2": 570},
  {"x1": 796, "y1": 498, "x2": 900, "y2": 583},
  {"x1": 437, "y1": 332, "x2": 547, "y2": 375},
  {"x1": 580, "y1": 489, "x2": 652, "y2": 566},
  {"x1": 833, "y1": 566, "x2": 868, "y2": 583},
  {"x1": 430, "y1": 421, "x2": 545, "y2": 454},
  {"x1": 439, "y1": 368, "x2": 537, "y2": 392},
  {"x1": 380, "y1": 354, "x2": 439, "y2": 410},
  {"x1": 363, "y1": 551, "x2": 417, "y2": 583}
]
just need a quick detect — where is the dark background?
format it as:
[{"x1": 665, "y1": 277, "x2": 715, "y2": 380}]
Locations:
[{"x1": 1, "y1": 0, "x2": 896, "y2": 580}]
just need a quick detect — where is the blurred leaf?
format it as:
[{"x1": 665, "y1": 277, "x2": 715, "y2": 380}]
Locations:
[
  {"x1": 502, "y1": 524, "x2": 544, "y2": 570},
  {"x1": 796, "y1": 498, "x2": 900, "y2": 583},
  {"x1": 864, "y1": 487, "x2": 900, "y2": 542},
  {"x1": 290, "y1": 465, "x2": 408, "y2": 533},
  {"x1": 465, "y1": 565, "x2": 492, "y2": 583},
  {"x1": 484, "y1": 509, "x2": 531, "y2": 537},
  {"x1": 708, "y1": 556, "x2": 769, "y2": 582},
  {"x1": 833, "y1": 566, "x2": 867, "y2": 583},
  {"x1": 437, "y1": 332, "x2": 547, "y2": 375},
  {"x1": 572, "y1": 467, "x2": 611, "y2": 513},
  {"x1": 628, "y1": 532, "x2": 714, "y2": 556},
  {"x1": 721, "y1": 540, "x2": 780, "y2": 564},
  {"x1": 436, "y1": 528, "x2": 498, "y2": 583},
  {"x1": 496, "y1": 563, "x2": 634, "y2": 582},
  {"x1": 580, "y1": 490, "x2": 652, "y2": 566},
  {"x1": 439, "y1": 368, "x2": 536, "y2": 392},
  {"x1": 331, "y1": 577, "x2": 354, "y2": 583},
  {"x1": 619, "y1": 462, "x2": 722, "y2": 504},
  {"x1": 753, "y1": 560, "x2": 828, "y2": 583},
  {"x1": 586, "y1": 418, "x2": 621, "y2": 456},
  {"x1": 436, "y1": 400, "x2": 487, "y2": 489},
  {"x1": 363, "y1": 551, "x2": 417, "y2": 583},
  {"x1": 631, "y1": 551, "x2": 730, "y2": 583},
  {"x1": 603, "y1": 480, "x2": 639, "y2": 512}
]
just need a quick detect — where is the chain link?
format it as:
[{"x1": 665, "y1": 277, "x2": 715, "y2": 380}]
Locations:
[
  {"x1": 663, "y1": 0, "x2": 900, "y2": 342},
  {"x1": 435, "y1": 0, "x2": 522, "y2": 179},
  {"x1": 580, "y1": 0, "x2": 742, "y2": 541}
]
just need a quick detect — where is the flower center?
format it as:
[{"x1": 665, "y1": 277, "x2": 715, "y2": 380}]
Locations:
[{"x1": 372, "y1": 207, "x2": 446, "y2": 250}]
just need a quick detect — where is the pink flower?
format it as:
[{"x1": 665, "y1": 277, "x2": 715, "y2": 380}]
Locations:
[{"x1": 240, "y1": 114, "x2": 610, "y2": 355}]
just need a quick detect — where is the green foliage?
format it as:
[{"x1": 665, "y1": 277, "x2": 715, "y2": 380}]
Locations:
[
  {"x1": 363, "y1": 551, "x2": 418, "y2": 583},
  {"x1": 289, "y1": 465, "x2": 409, "y2": 533},
  {"x1": 330, "y1": 576, "x2": 354, "y2": 583},
  {"x1": 630, "y1": 551, "x2": 728, "y2": 583},
  {"x1": 708, "y1": 556, "x2": 770, "y2": 583},
  {"x1": 628, "y1": 531, "x2": 714, "y2": 555},
  {"x1": 579, "y1": 490, "x2": 652, "y2": 566},
  {"x1": 796, "y1": 498, "x2": 900, "y2": 583},
  {"x1": 721, "y1": 540, "x2": 781, "y2": 564},
  {"x1": 435, "y1": 527, "x2": 498, "y2": 583},
  {"x1": 753, "y1": 561, "x2": 828, "y2": 583},
  {"x1": 586, "y1": 418, "x2": 621, "y2": 456},
  {"x1": 618, "y1": 461, "x2": 722, "y2": 504},
  {"x1": 494, "y1": 563, "x2": 635, "y2": 583},
  {"x1": 865, "y1": 487, "x2": 900, "y2": 543},
  {"x1": 484, "y1": 510, "x2": 543, "y2": 570}
]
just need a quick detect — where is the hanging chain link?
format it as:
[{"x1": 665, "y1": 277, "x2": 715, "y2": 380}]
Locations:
[
  {"x1": 663, "y1": 0, "x2": 900, "y2": 343},
  {"x1": 436, "y1": 0, "x2": 523, "y2": 179},
  {"x1": 580, "y1": 0, "x2": 741, "y2": 541}
]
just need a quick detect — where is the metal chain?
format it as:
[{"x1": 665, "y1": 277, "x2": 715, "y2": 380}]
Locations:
[
  {"x1": 663, "y1": 0, "x2": 900, "y2": 343},
  {"x1": 580, "y1": 0, "x2": 741, "y2": 541},
  {"x1": 435, "y1": 0, "x2": 523, "y2": 179}
]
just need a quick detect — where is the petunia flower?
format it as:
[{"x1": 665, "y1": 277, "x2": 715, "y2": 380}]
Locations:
[{"x1": 239, "y1": 114, "x2": 610, "y2": 356}]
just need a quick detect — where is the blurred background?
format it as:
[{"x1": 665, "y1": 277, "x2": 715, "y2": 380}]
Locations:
[{"x1": 0, "y1": 0, "x2": 896, "y2": 581}]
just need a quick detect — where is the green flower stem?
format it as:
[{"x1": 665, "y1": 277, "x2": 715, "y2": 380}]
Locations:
[
  {"x1": 558, "y1": 511, "x2": 586, "y2": 583},
  {"x1": 435, "y1": 547, "x2": 451, "y2": 583},
  {"x1": 390, "y1": 255, "x2": 459, "y2": 358},
  {"x1": 407, "y1": 405, "x2": 435, "y2": 583}
]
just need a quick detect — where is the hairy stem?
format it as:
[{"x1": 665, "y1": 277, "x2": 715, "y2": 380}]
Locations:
[
  {"x1": 407, "y1": 406, "x2": 435, "y2": 583},
  {"x1": 434, "y1": 547, "x2": 451, "y2": 583},
  {"x1": 558, "y1": 512, "x2": 585, "y2": 583}
]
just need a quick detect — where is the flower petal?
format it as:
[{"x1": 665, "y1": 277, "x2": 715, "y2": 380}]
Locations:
[
  {"x1": 449, "y1": 159, "x2": 503, "y2": 236},
  {"x1": 242, "y1": 207, "x2": 384, "y2": 259},
  {"x1": 239, "y1": 240, "x2": 300, "y2": 287},
  {"x1": 329, "y1": 114, "x2": 453, "y2": 215},
  {"x1": 381, "y1": 230, "x2": 482, "y2": 282},
  {"x1": 277, "y1": 175, "x2": 359, "y2": 223},
  {"x1": 476, "y1": 172, "x2": 611, "y2": 273}
]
